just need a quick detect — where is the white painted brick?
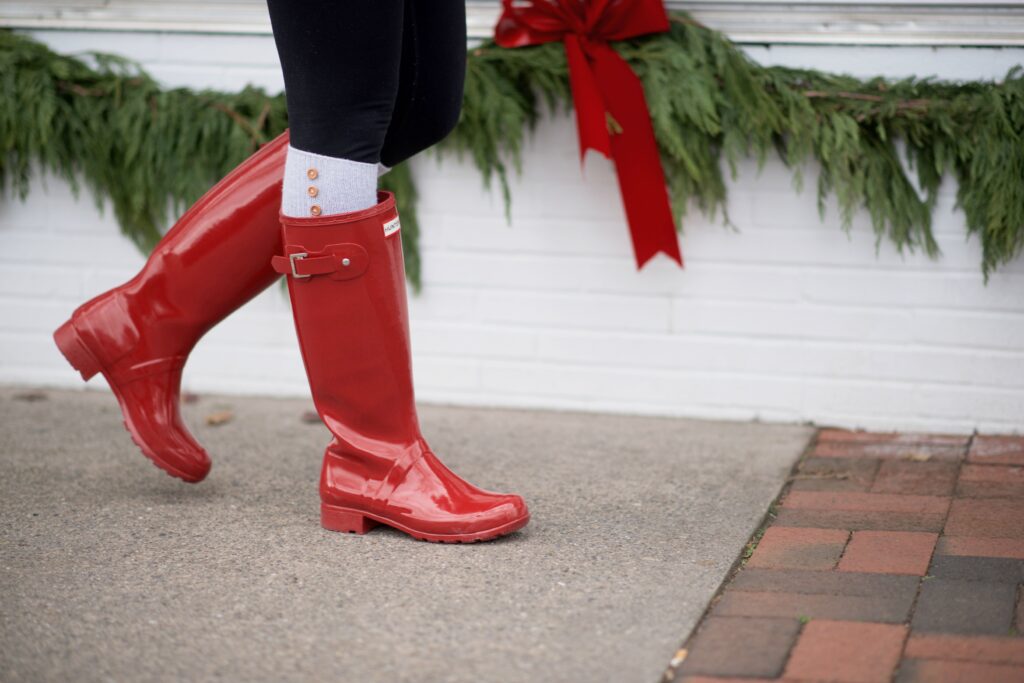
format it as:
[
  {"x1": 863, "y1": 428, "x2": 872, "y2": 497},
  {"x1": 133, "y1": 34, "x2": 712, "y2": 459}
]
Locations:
[
  {"x1": 411, "y1": 176, "x2": 504, "y2": 217},
  {"x1": 671, "y1": 300, "x2": 914, "y2": 343},
  {"x1": 0, "y1": 232, "x2": 143, "y2": 268},
  {"x1": 742, "y1": 44, "x2": 1024, "y2": 82},
  {"x1": 412, "y1": 356, "x2": 480, "y2": 392},
  {"x1": 896, "y1": 383, "x2": 1024, "y2": 424},
  {"x1": 0, "y1": 331, "x2": 69, "y2": 373},
  {"x1": 2, "y1": 29, "x2": 1023, "y2": 434},
  {"x1": 157, "y1": 34, "x2": 280, "y2": 67},
  {"x1": 930, "y1": 193, "x2": 973, "y2": 236},
  {"x1": 198, "y1": 310, "x2": 298, "y2": 349},
  {"x1": 672, "y1": 264, "x2": 802, "y2": 301},
  {"x1": 800, "y1": 268, "x2": 1024, "y2": 312},
  {"x1": 419, "y1": 250, "x2": 586, "y2": 292},
  {"x1": 479, "y1": 360, "x2": 804, "y2": 415},
  {"x1": 0, "y1": 297, "x2": 74, "y2": 333},
  {"x1": 184, "y1": 344, "x2": 306, "y2": 391},
  {"x1": 407, "y1": 287, "x2": 478, "y2": 321},
  {"x1": 0, "y1": 263, "x2": 85, "y2": 300},
  {"x1": 408, "y1": 212, "x2": 445, "y2": 249},
  {"x1": 81, "y1": 266, "x2": 149, "y2": 299},
  {"x1": 27, "y1": 30, "x2": 164, "y2": 63},
  {"x1": 536, "y1": 330, "x2": 806, "y2": 376},
  {"x1": 410, "y1": 322, "x2": 536, "y2": 360},
  {"x1": 913, "y1": 310, "x2": 1024, "y2": 351},
  {"x1": 802, "y1": 343, "x2": 1024, "y2": 389},
  {"x1": 800, "y1": 379, "x2": 918, "y2": 420},
  {"x1": 439, "y1": 214, "x2": 626, "y2": 258},
  {"x1": 746, "y1": 187, "x2": 829, "y2": 231},
  {"x1": 480, "y1": 291, "x2": 672, "y2": 332},
  {"x1": 683, "y1": 224, "x2": 983, "y2": 271}
]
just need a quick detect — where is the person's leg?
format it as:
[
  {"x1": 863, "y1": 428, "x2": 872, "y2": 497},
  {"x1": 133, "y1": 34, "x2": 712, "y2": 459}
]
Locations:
[
  {"x1": 378, "y1": 0, "x2": 467, "y2": 169},
  {"x1": 54, "y1": 133, "x2": 290, "y2": 483},
  {"x1": 266, "y1": 0, "x2": 404, "y2": 215},
  {"x1": 267, "y1": 0, "x2": 530, "y2": 542}
]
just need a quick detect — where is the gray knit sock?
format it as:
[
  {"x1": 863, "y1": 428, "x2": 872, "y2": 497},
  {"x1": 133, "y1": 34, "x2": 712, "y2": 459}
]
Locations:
[{"x1": 281, "y1": 145, "x2": 378, "y2": 217}]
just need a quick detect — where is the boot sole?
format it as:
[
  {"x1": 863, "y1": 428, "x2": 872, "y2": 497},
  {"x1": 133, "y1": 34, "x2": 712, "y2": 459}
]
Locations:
[
  {"x1": 321, "y1": 502, "x2": 530, "y2": 543},
  {"x1": 53, "y1": 318, "x2": 207, "y2": 484}
]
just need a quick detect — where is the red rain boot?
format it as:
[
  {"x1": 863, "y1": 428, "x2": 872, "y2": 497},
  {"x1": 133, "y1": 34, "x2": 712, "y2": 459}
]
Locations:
[
  {"x1": 271, "y1": 192, "x2": 530, "y2": 542},
  {"x1": 53, "y1": 132, "x2": 291, "y2": 482}
]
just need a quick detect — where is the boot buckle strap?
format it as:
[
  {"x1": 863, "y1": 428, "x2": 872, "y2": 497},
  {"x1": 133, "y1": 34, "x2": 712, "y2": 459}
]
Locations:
[
  {"x1": 289, "y1": 252, "x2": 311, "y2": 279},
  {"x1": 272, "y1": 243, "x2": 370, "y2": 281}
]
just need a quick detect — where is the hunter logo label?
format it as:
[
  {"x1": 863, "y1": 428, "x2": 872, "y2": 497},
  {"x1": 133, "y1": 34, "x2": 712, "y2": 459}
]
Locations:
[{"x1": 383, "y1": 216, "x2": 401, "y2": 238}]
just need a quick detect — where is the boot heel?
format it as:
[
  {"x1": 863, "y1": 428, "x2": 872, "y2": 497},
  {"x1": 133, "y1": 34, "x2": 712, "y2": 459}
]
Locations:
[
  {"x1": 53, "y1": 319, "x2": 102, "y2": 381},
  {"x1": 321, "y1": 503, "x2": 380, "y2": 535}
]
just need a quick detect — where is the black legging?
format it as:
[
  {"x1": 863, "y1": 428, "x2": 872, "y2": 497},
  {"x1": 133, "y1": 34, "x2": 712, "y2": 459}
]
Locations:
[{"x1": 266, "y1": 0, "x2": 466, "y2": 167}]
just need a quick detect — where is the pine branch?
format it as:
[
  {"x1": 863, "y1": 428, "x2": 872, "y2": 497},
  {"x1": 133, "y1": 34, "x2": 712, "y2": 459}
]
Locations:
[{"x1": 2, "y1": 17, "x2": 1023, "y2": 282}]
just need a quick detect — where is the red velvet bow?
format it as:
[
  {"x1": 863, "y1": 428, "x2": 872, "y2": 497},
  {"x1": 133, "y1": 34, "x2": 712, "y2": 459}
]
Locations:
[{"x1": 495, "y1": 0, "x2": 683, "y2": 269}]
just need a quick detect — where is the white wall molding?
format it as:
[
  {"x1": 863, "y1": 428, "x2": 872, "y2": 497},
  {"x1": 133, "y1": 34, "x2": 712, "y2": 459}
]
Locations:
[{"x1": 2, "y1": 1, "x2": 1023, "y2": 47}]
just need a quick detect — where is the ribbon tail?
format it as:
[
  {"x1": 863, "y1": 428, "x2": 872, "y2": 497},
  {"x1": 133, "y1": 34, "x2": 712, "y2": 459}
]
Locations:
[
  {"x1": 591, "y1": 45, "x2": 682, "y2": 269},
  {"x1": 563, "y1": 34, "x2": 611, "y2": 165}
]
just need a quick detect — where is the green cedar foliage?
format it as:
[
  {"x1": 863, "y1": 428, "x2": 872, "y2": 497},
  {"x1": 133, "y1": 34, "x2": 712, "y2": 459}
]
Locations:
[{"x1": 2, "y1": 17, "x2": 1023, "y2": 284}]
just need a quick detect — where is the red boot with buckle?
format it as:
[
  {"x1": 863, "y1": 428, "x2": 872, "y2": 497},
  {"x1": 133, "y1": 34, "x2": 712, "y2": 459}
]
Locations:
[
  {"x1": 272, "y1": 191, "x2": 530, "y2": 542},
  {"x1": 53, "y1": 132, "x2": 291, "y2": 483}
]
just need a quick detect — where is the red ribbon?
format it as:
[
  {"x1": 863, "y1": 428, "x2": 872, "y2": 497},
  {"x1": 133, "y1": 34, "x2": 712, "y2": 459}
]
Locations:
[{"x1": 495, "y1": 0, "x2": 683, "y2": 269}]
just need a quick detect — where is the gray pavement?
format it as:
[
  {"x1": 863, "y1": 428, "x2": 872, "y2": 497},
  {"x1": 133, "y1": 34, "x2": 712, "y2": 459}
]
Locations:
[{"x1": 1, "y1": 386, "x2": 812, "y2": 683}]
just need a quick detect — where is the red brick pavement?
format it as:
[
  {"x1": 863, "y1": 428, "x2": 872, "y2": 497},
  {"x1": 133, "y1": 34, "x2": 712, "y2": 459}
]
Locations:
[{"x1": 668, "y1": 431, "x2": 1024, "y2": 683}]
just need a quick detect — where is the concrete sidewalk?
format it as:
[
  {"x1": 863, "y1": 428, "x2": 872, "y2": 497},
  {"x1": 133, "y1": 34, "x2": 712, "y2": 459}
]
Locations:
[{"x1": 1, "y1": 387, "x2": 811, "y2": 683}]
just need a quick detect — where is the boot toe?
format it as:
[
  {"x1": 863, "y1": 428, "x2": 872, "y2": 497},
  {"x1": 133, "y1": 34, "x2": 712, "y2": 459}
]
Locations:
[
  {"x1": 502, "y1": 493, "x2": 529, "y2": 523},
  {"x1": 123, "y1": 411, "x2": 211, "y2": 482},
  {"x1": 471, "y1": 493, "x2": 529, "y2": 532},
  {"x1": 163, "y1": 447, "x2": 212, "y2": 483},
  {"x1": 138, "y1": 437, "x2": 211, "y2": 483}
]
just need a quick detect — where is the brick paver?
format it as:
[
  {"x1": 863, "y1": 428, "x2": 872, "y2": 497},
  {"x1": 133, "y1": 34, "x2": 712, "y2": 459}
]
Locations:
[
  {"x1": 790, "y1": 457, "x2": 879, "y2": 492},
  {"x1": 816, "y1": 430, "x2": 968, "y2": 446},
  {"x1": 904, "y1": 633, "x2": 1024, "y2": 664},
  {"x1": 772, "y1": 508, "x2": 946, "y2": 532},
  {"x1": 813, "y1": 433, "x2": 967, "y2": 461},
  {"x1": 745, "y1": 526, "x2": 849, "y2": 570},
  {"x1": 911, "y1": 579, "x2": 1017, "y2": 635},
  {"x1": 936, "y1": 536, "x2": 1024, "y2": 560},
  {"x1": 1018, "y1": 589, "x2": 1024, "y2": 632},
  {"x1": 870, "y1": 459, "x2": 958, "y2": 496},
  {"x1": 957, "y1": 463, "x2": 1024, "y2": 498},
  {"x1": 968, "y1": 435, "x2": 1024, "y2": 466},
  {"x1": 783, "y1": 620, "x2": 906, "y2": 682},
  {"x1": 676, "y1": 616, "x2": 800, "y2": 679},
  {"x1": 895, "y1": 658, "x2": 1024, "y2": 682},
  {"x1": 836, "y1": 530, "x2": 938, "y2": 575},
  {"x1": 782, "y1": 490, "x2": 950, "y2": 515},
  {"x1": 711, "y1": 589, "x2": 913, "y2": 622},
  {"x1": 668, "y1": 428, "x2": 1024, "y2": 683},
  {"x1": 730, "y1": 568, "x2": 919, "y2": 598},
  {"x1": 679, "y1": 677, "x2": 785, "y2": 683},
  {"x1": 944, "y1": 498, "x2": 1024, "y2": 539},
  {"x1": 928, "y1": 554, "x2": 1024, "y2": 583}
]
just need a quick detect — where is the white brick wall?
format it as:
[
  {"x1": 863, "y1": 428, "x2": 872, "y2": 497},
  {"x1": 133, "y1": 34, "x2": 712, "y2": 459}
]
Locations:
[{"x1": 3, "y1": 29, "x2": 1023, "y2": 434}]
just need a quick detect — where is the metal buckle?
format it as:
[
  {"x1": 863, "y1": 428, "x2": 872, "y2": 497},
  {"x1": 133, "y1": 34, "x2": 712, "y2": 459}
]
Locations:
[{"x1": 289, "y1": 252, "x2": 310, "y2": 279}]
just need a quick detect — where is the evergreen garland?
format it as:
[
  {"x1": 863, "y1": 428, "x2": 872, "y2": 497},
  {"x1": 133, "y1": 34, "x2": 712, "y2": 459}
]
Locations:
[{"x1": 2, "y1": 17, "x2": 1022, "y2": 285}]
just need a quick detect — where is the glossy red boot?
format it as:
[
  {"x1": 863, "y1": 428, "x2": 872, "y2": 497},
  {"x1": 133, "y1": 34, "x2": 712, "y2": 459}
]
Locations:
[
  {"x1": 53, "y1": 132, "x2": 291, "y2": 482},
  {"x1": 272, "y1": 192, "x2": 530, "y2": 542}
]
